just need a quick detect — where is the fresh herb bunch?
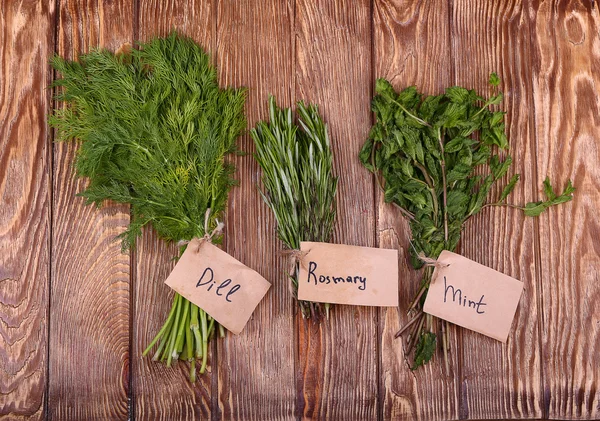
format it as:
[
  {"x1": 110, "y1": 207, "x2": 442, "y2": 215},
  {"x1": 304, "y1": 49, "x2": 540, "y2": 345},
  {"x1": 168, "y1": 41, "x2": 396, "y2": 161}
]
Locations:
[
  {"x1": 50, "y1": 32, "x2": 246, "y2": 381},
  {"x1": 360, "y1": 74, "x2": 574, "y2": 370},
  {"x1": 252, "y1": 96, "x2": 338, "y2": 320}
]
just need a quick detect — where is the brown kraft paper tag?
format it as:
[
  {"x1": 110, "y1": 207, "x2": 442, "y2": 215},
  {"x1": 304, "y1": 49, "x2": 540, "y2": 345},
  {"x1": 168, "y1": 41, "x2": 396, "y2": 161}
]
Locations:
[
  {"x1": 165, "y1": 239, "x2": 271, "y2": 335},
  {"x1": 423, "y1": 250, "x2": 524, "y2": 342},
  {"x1": 297, "y1": 241, "x2": 399, "y2": 307}
]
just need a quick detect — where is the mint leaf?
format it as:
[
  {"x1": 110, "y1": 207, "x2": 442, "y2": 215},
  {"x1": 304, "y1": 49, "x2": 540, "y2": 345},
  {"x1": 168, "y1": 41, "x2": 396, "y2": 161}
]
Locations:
[
  {"x1": 524, "y1": 178, "x2": 575, "y2": 217},
  {"x1": 499, "y1": 173, "x2": 520, "y2": 202},
  {"x1": 412, "y1": 331, "x2": 436, "y2": 370},
  {"x1": 361, "y1": 75, "x2": 575, "y2": 372},
  {"x1": 489, "y1": 72, "x2": 500, "y2": 87}
]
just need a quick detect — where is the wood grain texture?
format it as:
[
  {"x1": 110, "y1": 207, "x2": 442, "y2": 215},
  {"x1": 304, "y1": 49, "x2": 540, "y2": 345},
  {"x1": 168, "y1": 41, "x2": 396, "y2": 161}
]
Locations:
[
  {"x1": 373, "y1": 1, "x2": 460, "y2": 420},
  {"x1": 215, "y1": 1, "x2": 296, "y2": 419},
  {"x1": 132, "y1": 1, "x2": 215, "y2": 419},
  {"x1": 0, "y1": 1, "x2": 54, "y2": 418},
  {"x1": 452, "y1": 1, "x2": 543, "y2": 418},
  {"x1": 49, "y1": 1, "x2": 133, "y2": 419},
  {"x1": 295, "y1": 0, "x2": 378, "y2": 419},
  {"x1": 530, "y1": 1, "x2": 600, "y2": 419},
  {"x1": 2, "y1": 1, "x2": 600, "y2": 419}
]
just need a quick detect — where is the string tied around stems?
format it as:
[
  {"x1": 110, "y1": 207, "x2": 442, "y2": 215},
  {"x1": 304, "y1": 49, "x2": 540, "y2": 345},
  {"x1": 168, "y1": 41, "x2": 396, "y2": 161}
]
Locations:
[
  {"x1": 177, "y1": 208, "x2": 224, "y2": 251},
  {"x1": 409, "y1": 241, "x2": 450, "y2": 284},
  {"x1": 416, "y1": 252, "x2": 450, "y2": 284},
  {"x1": 280, "y1": 249, "x2": 309, "y2": 299}
]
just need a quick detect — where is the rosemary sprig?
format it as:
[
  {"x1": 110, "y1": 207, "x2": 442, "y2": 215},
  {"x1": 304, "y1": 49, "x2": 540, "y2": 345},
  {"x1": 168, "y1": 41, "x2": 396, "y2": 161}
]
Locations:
[
  {"x1": 360, "y1": 73, "x2": 575, "y2": 370},
  {"x1": 252, "y1": 96, "x2": 338, "y2": 320},
  {"x1": 50, "y1": 32, "x2": 246, "y2": 381}
]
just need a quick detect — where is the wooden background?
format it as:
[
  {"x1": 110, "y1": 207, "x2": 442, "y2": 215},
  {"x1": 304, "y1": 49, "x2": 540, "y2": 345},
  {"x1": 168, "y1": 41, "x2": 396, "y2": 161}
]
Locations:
[{"x1": 0, "y1": 0, "x2": 598, "y2": 419}]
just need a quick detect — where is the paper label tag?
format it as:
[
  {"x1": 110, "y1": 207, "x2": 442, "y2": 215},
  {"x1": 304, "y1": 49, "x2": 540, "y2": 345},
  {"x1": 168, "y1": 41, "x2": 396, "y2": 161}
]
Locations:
[
  {"x1": 297, "y1": 241, "x2": 399, "y2": 307},
  {"x1": 164, "y1": 239, "x2": 271, "y2": 335},
  {"x1": 423, "y1": 250, "x2": 523, "y2": 342}
]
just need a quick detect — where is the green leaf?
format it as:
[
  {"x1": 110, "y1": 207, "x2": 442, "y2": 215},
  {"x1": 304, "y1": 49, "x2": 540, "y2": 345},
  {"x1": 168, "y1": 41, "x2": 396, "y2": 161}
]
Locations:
[
  {"x1": 472, "y1": 145, "x2": 491, "y2": 165},
  {"x1": 543, "y1": 177, "x2": 557, "y2": 200},
  {"x1": 468, "y1": 174, "x2": 494, "y2": 216},
  {"x1": 491, "y1": 155, "x2": 512, "y2": 180},
  {"x1": 488, "y1": 111, "x2": 505, "y2": 127},
  {"x1": 447, "y1": 163, "x2": 472, "y2": 183},
  {"x1": 499, "y1": 173, "x2": 520, "y2": 202},
  {"x1": 397, "y1": 86, "x2": 421, "y2": 108},
  {"x1": 412, "y1": 331, "x2": 436, "y2": 370},
  {"x1": 445, "y1": 86, "x2": 471, "y2": 104},
  {"x1": 401, "y1": 158, "x2": 414, "y2": 177},
  {"x1": 523, "y1": 201, "x2": 546, "y2": 217},
  {"x1": 419, "y1": 95, "x2": 442, "y2": 121},
  {"x1": 445, "y1": 136, "x2": 469, "y2": 154},
  {"x1": 488, "y1": 92, "x2": 504, "y2": 106},
  {"x1": 523, "y1": 178, "x2": 575, "y2": 217},
  {"x1": 375, "y1": 78, "x2": 395, "y2": 99},
  {"x1": 403, "y1": 129, "x2": 417, "y2": 161},
  {"x1": 372, "y1": 96, "x2": 393, "y2": 125},
  {"x1": 489, "y1": 72, "x2": 500, "y2": 87},
  {"x1": 415, "y1": 141, "x2": 425, "y2": 164},
  {"x1": 447, "y1": 190, "x2": 470, "y2": 216},
  {"x1": 391, "y1": 129, "x2": 403, "y2": 148},
  {"x1": 359, "y1": 138, "x2": 374, "y2": 171},
  {"x1": 440, "y1": 103, "x2": 467, "y2": 128}
]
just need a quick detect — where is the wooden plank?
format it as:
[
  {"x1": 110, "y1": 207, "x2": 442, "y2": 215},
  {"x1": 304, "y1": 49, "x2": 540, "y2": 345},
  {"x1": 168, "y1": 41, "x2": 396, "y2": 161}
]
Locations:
[
  {"x1": 452, "y1": 1, "x2": 543, "y2": 418},
  {"x1": 49, "y1": 1, "x2": 133, "y2": 419},
  {"x1": 294, "y1": 1, "x2": 378, "y2": 419},
  {"x1": 0, "y1": 1, "x2": 54, "y2": 418},
  {"x1": 529, "y1": 1, "x2": 600, "y2": 419},
  {"x1": 215, "y1": 1, "x2": 296, "y2": 419},
  {"x1": 373, "y1": 1, "x2": 460, "y2": 420},
  {"x1": 132, "y1": 1, "x2": 215, "y2": 419}
]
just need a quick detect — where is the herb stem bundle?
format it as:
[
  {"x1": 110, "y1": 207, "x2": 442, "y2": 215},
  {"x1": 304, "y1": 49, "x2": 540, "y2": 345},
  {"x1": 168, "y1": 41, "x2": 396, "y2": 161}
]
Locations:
[
  {"x1": 50, "y1": 32, "x2": 246, "y2": 381},
  {"x1": 252, "y1": 97, "x2": 338, "y2": 320},
  {"x1": 361, "y1": 74, "x2": 575, "y2": 370}
]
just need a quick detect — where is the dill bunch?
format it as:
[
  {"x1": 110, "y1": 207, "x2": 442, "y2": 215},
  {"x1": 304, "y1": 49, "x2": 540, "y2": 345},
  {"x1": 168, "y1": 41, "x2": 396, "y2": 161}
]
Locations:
[
  {"x1": 50, "y1": 32, "x2": 246, "y2": 381},
  {"x1": 252, "y1": 96, "x2": 337, "y2": 320},
  {"x1": 361, "y1": 74, "x2": 574, "y2": 370}
]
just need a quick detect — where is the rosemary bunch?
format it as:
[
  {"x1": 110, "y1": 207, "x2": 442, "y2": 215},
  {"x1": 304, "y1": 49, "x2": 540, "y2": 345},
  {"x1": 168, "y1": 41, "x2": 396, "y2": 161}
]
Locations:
[
  {"x1": 50, "y1": 32, "x2": 246, "y2": 381},
  {"x1": 252, "y1": 96, "x2": 338, "y2": 320},
  {"x1": 360, "y1": 74, "x2": 574, "y2": 370}
]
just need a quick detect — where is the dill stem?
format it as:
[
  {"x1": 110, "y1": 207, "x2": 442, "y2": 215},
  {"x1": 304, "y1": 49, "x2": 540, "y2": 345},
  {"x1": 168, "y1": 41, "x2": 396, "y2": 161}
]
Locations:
[
  {"x1": 175, "y1": 299, "x2": 190, "y2": 355},
  {"x1": 143, "y1": 293, "x2": 178, "y2": 356},
  {"x1": 199, "y1": 309, "x2": 208, "y2": 373},
  {"x1": 190, "y1": 304, "x2": 202, "y2": 359},
  {"x1": 166, "y1": 294, "x2": 182, "y2": 367}
]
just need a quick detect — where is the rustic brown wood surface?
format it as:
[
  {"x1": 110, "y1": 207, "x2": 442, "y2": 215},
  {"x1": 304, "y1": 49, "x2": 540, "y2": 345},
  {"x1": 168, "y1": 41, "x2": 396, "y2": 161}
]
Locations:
[
  {"x1": 0, "y1": 1, "x2": 54, "y2": 419},
  {"x1": 0, "y1": 1, "x2": 598, "y2": 420},
  {"x1": 49, "y1": 1, "x2": 133, "y2": 419}
]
